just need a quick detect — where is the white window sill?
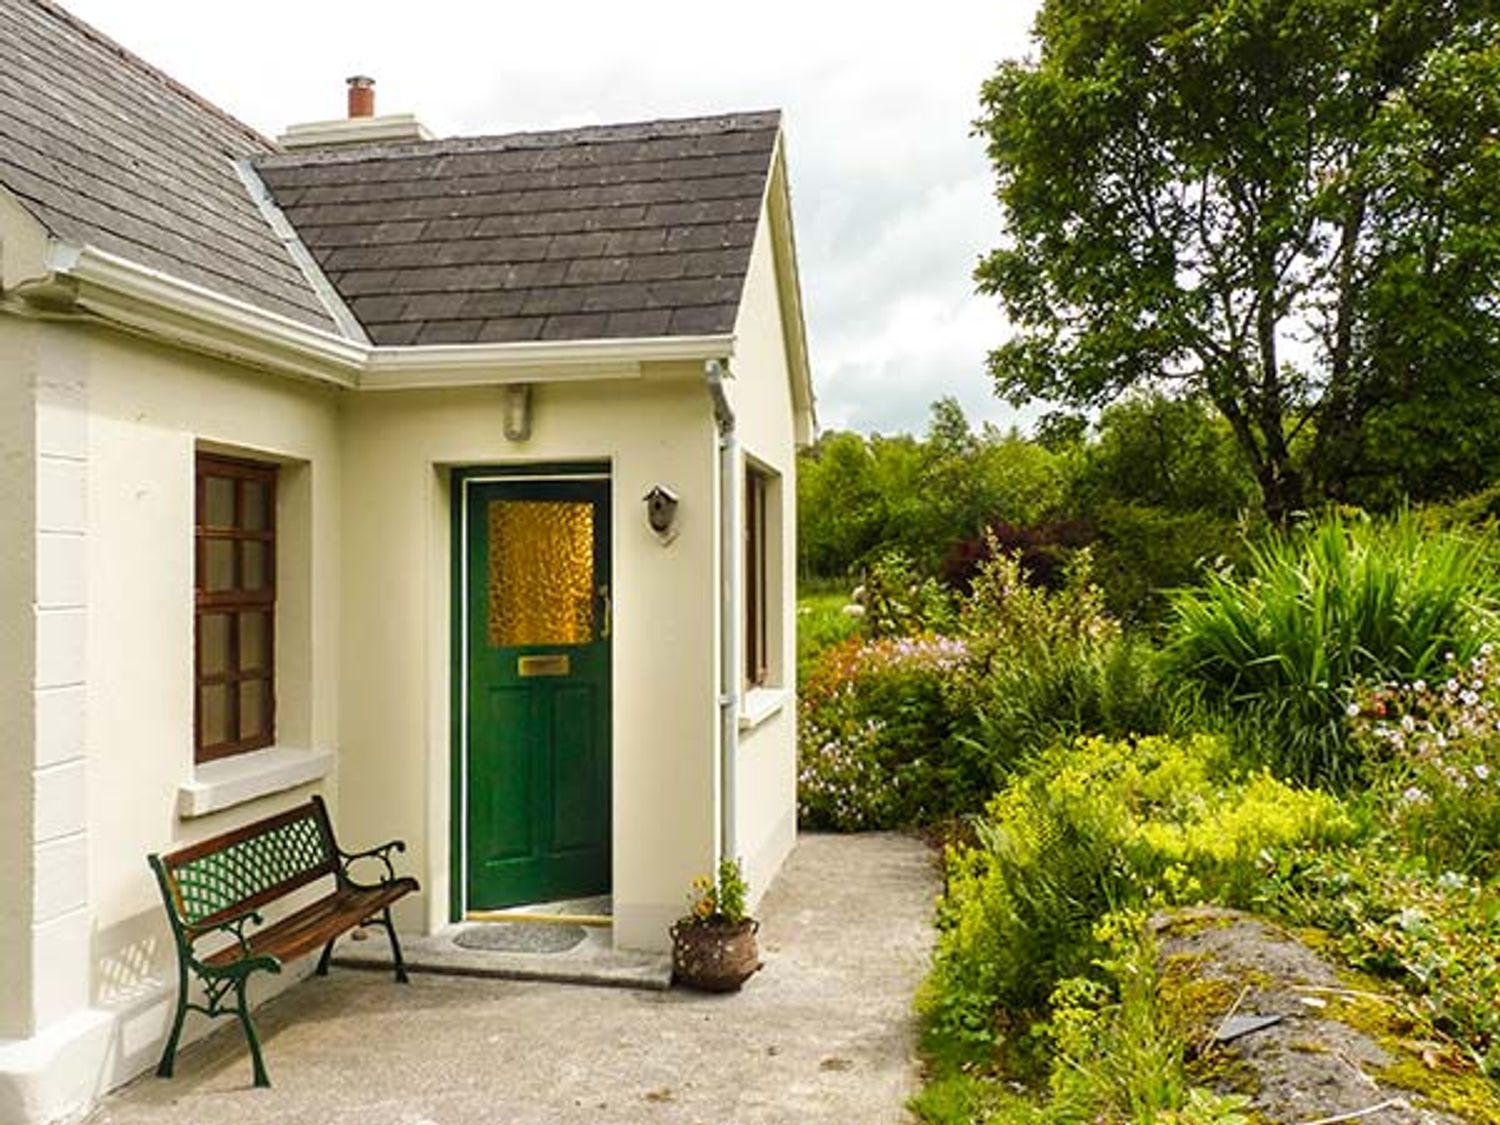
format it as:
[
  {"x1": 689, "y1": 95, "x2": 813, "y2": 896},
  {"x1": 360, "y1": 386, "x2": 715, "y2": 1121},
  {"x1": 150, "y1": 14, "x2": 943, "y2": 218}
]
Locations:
[
  {"x1": 177, "y1": 745, "x2": 334, "y2": 819},
  {"x1": 738, "y1": 687, "x2": 790, "y2": 732}
]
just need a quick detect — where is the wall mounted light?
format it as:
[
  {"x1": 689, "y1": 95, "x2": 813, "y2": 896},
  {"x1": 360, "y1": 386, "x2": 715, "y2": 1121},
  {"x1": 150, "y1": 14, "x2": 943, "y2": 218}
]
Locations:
[
  {"x1": 504, "y1": 384, "x2": 533, "y2": 441},
  {"x1": 643, "y1": 484, "x2": 679, "y2": 544}
]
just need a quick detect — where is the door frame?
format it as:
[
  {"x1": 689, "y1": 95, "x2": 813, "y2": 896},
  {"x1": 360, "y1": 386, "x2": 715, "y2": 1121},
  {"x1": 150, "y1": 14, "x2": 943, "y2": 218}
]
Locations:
[{"x1": 449, "y1": 462, "x2": 613, "y2": 922}]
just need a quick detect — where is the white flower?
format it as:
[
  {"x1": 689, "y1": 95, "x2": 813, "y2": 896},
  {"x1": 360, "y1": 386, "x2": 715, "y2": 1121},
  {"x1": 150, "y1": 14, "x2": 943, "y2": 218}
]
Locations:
[
  {"x1": 1475, "y1": 763, "x2": 1492, "y2": 782},
  {"x1": 1401, "y1": 715, "x2": 1417, "y2": 733},
  {"x1": 1397, "y1": 906, "x2": 1427, "y2": 931},
  {"x1": 1346, "y1": 702, "x2": 1362, "y2": 717},
  {"x1": 1401, "y1": 785, "x2": 1429, "y2": 805},
  {"x1": 1414, "y1": 680, "x2": 1427, "y2": 693}
]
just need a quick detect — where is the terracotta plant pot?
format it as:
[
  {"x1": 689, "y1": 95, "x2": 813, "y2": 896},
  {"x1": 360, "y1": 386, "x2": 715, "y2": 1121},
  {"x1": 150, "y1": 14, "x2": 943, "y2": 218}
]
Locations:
[{"x1": 669, "y1": 918, "x2": 762, "y2": 992}]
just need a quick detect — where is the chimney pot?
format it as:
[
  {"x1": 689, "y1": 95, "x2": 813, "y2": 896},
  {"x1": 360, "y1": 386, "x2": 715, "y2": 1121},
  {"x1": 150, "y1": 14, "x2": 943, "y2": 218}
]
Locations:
[{"x1": 347, "y1": 75, "x2": 375, "y2": 119}]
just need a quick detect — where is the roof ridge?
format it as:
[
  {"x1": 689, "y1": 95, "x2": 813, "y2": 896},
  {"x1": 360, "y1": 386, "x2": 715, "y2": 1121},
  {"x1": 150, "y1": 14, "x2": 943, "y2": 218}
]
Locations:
[
  {"x1": 258, "y1": 109, "x2": 783, "y2": 167},
  {"x1": 22, "y1": 0, "x2": 277, "y2": 153}
]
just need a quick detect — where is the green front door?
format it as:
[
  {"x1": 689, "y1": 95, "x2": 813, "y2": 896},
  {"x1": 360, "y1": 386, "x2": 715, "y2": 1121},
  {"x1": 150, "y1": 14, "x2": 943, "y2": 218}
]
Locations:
[{"x1": 463, "y1": 475, "x2": 611, "y2": 910}]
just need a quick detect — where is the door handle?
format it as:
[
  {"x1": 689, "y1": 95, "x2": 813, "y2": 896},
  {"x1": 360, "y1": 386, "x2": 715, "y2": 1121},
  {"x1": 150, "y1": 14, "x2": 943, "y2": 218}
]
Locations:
[{"x1": 598, "y1": 584, "x2": 612, "y2": 639}]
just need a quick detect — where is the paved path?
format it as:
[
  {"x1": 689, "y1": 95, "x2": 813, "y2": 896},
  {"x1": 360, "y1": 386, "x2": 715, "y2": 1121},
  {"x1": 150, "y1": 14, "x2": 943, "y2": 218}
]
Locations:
[{"x1": 87, "y1": 833, "x2": 938, "y2": 1124}]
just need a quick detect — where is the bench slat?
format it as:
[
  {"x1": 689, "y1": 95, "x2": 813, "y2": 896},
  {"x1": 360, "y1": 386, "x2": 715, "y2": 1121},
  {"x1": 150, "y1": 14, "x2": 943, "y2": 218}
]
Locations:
[{"x1": 202, "y1": 879, "x2": 419, "y2": 967}]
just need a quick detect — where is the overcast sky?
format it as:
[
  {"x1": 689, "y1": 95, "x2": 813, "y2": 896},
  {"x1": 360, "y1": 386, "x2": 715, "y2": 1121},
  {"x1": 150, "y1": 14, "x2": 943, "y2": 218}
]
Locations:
[{"x1": 61, "y1": 0, "x2": 1042, "y2": 437}]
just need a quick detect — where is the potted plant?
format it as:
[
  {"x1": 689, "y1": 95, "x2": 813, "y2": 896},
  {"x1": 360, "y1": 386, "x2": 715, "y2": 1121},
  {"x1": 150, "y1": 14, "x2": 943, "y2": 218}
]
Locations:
[{"x1": 669, "y1": 857, "x2": 761, "y2": 991}]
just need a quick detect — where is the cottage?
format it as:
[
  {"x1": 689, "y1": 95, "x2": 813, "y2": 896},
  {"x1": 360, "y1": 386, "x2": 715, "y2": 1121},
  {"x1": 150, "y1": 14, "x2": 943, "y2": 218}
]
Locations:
[{"x1": 0, "y1": 0, "x2": 813, "y2": 1118}]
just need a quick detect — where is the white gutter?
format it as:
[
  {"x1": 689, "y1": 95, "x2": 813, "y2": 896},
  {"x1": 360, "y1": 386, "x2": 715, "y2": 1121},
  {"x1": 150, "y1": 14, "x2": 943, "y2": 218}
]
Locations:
[
  {"x1": 705, "y1": 358, "x2": 739, "y2": 862},
  {"x1": 362, "y1": 335, "x2": 729, "y2": 389},
  {"x1": 30, "y1": 241, "x2": 737, "y2": 389},
  {"x1": 43, "y1": 241, "x2": 365, "y2": 387}
]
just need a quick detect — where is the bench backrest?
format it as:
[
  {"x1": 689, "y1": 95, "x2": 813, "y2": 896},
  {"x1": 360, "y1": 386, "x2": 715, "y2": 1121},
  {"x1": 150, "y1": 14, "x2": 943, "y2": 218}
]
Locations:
[{"x1": 152, "y1": 797, "x2": 338, "y2": 933}]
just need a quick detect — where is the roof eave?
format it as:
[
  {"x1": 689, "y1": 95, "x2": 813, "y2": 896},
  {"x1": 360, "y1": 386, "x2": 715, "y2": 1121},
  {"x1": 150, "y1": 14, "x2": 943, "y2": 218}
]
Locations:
[{"x1": 24, "y1": 241, "x2": 737, "y2": 389}]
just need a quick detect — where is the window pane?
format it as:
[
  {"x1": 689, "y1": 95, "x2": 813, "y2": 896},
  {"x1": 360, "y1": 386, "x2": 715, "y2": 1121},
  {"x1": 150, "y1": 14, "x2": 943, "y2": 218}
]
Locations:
[
  {"x1": 200, "y1": 685, "x2": 228, "y2": 747},
  {"x1": 242, "y1": 541, "x2": 268, "y2": 591},
  {"x1": 242, "y1": 480, "x2": 268, "y2": 532},
  {"x1": 204, "y1": 540, "x2": 235, "y2": 592},
  {"x1": 204, "y1": 476, "x2": 235, "y2": 528},
  {"x1": 239, "y1": 680, "x2": 266, "y2": 740},
  {"x1": 200, "y1": 613, "x2": 231, "y2": 676},
  {"x1": 240, "y1": 612, "x2": 268, "y2": 671},
  {"x1": 487, "y1": 500, "x2": 595, "y2": 646}
]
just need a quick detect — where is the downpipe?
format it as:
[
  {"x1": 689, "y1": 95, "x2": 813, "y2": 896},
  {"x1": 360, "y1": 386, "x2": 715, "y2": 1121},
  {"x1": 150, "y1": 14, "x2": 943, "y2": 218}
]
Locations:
[{"x1": 705, "y1": 358, "x2": 738, "y2": 862}]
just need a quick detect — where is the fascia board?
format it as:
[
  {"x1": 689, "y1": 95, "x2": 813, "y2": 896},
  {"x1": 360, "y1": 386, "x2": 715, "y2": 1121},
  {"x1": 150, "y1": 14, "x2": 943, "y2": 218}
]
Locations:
[
  {"x1": 361, "y1": 333, "x2": 737, "y2": 390},
  {"x1": 39, "y1": 241, "x2": 738, "y2": 390},
  {"x1": 50, "y1": 242, "x2": 364, "y2": 388},
  {"x1": 763, "y1": 134, "x2": 817, "y2": 445}
]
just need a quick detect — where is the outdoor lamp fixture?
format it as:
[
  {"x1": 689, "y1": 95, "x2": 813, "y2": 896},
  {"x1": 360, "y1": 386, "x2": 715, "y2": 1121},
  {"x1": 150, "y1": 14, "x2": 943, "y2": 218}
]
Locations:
[
  {"x1": 644, "y1": 484, "x2": 680, "y2": 544},
  {"x1": 503, "y1": 384, "x2": 533, "y2": 441}
]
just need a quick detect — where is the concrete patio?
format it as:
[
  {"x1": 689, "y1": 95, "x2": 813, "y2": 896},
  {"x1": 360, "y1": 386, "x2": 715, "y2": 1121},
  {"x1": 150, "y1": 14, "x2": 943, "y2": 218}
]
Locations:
[{"x1": 84, "y1": 833, "x2": 938, "y2": 1124}]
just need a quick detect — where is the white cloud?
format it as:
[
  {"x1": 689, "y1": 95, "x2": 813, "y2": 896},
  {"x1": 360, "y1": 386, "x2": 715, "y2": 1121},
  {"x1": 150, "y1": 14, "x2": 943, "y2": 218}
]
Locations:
[{"x1": 59, "y1": 0, "x2": 1042, "y2": 435}]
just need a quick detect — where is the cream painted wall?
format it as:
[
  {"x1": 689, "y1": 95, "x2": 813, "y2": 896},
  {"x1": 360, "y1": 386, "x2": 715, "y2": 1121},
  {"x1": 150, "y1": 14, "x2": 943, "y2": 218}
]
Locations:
[
  {"x1": 0, "y1": 318, "x2": 38, "y2": 1040},
  {"x1": 338, "y1": 373, "x2": 721, "y2": 951},
  {"x1": 727, "y1": 203, "x2": 801, "y2": 906},
  {"x1": 80, "y1": 324, "x2": 342, "y2": 1004}
]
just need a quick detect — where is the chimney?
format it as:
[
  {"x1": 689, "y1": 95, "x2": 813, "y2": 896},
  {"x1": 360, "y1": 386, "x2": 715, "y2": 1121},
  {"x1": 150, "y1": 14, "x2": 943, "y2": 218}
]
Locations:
[
  {"x1": 347, "y1": 75, "x2": 375, "y2": 119},
  {"x1": 278, "y1": 76, "x2": 433, "y2": 150}
]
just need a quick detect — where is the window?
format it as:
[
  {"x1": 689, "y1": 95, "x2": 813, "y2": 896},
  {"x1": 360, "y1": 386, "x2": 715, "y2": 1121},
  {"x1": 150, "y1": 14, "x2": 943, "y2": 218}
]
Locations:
[
  {"x1": 195, "y1": 454, "x2": 277, "y2": 762},
  {"x1": 745, "y1": 466, "x2": 771, "y2": 688}
]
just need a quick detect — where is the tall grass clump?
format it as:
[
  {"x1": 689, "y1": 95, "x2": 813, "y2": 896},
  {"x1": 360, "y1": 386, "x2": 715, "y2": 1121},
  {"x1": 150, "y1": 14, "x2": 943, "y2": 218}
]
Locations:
[{"x1": 1164, "y1": 512, "x2": 1498, "y2": 787}]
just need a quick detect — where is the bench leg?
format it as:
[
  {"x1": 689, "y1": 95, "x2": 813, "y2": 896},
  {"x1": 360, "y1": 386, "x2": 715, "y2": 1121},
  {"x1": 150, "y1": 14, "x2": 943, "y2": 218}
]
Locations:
[
  {"x1": 383, "y1": 906, "x2": 410, "y2": 984},
  {"x1": 155, "y1": 984, "x2": 189, "y2": 1078},
  {"x1": 316, "y1": 938, "x2": 336, "y2": 976},
  {"x1": 234, "y1": 977, "x2": 271, "y2": 1088}
]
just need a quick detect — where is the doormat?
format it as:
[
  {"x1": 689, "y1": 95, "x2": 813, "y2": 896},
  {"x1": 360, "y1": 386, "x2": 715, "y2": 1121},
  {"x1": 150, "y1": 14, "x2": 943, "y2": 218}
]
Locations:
[{"x1": 453, "y1": 923, "x2": 588, "y2": 955}]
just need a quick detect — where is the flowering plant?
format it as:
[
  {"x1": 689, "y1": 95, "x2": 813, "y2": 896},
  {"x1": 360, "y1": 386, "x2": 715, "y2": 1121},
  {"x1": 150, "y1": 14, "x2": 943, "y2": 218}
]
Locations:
[
  {"x1": 1349, "y1": 646, "x2": 1500, "y2": 876},
  {"x1": 798, "y1": 634, "x2": 974, "y2": 830},
  {"x1": 681, "y1": 857, "x2": 749, "y2": 927}
]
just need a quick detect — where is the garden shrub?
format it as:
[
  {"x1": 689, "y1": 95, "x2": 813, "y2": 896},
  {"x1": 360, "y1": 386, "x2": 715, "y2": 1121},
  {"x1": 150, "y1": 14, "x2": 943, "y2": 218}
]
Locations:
[
  {"x1": 1164, "y1": 512, "x2": 1498, "y2": 787},
  {"x1": 855, "y1": 549, "x2": 955, "y2": 638},
  {"x1": 949, "y1": 545, "x2": 1177, "y2": 771},
  {"x1": 921, "y1": 734, "x2": 1358, "y2": 1061},
  {"x1": 799, "y1": 544, "x2": 1174, "y2": 830},
  {"x1": 1086, "y1": 501, "x2": 1248, "y2": 627},
  {"x1": 797, "y1": 635, "x2": 979, "y2": 829}
]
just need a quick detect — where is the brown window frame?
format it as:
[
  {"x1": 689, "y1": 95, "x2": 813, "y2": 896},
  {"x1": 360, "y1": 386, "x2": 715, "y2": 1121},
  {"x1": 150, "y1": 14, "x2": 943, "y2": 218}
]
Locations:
[
  {"x1": 195, "y1": 454, "x2": 277, "y2": 763},
  {"x1": 745, "y1": 466, "x2": 770, "y2": 689}
]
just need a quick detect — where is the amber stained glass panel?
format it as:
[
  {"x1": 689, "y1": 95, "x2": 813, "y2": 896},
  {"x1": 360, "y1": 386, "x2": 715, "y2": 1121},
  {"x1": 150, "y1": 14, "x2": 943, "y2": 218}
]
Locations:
[{"x1": 487, "y1": 500, "x2": 595, "y2": 646}]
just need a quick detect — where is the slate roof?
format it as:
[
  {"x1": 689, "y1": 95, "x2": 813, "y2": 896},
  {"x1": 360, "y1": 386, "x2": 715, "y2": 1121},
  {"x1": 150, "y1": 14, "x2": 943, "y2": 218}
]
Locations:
[
  {"x1": 0, "y1": 0, "x2": 338, "y2": 330},
  {"x1": 0, "y1": 0, "x2": 782, "y2": 349},
  {"x1": 254, "y1": 113, "x2": 780, "y2": 346}
]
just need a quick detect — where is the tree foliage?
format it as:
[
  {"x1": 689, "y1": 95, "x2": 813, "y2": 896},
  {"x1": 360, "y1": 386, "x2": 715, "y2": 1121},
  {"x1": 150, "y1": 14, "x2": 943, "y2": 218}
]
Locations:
[
  {"x1": 977, "y1": 0, "x2": 1500, "y2": 521},
  {"x1": 797, "y1": 398, "x2": 1067, "y2": 578}
]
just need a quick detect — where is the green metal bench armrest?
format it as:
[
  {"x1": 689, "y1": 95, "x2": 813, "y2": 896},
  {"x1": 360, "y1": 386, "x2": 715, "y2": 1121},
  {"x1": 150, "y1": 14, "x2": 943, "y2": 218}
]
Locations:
[
  {"x1": 193, "y1": 950, "x2": 284, "y2": 981},
  {"x1": 337, "y1": 839, "x2": 406, "y2": 887},
  {"x1": 183, "y1": 907, "x2": 283, "y2": 978}
]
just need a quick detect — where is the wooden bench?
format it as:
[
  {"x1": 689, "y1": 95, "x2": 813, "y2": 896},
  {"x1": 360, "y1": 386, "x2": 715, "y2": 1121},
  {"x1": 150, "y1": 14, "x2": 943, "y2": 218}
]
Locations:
[{"x1": 148, "y1": 795, "x2": 419, "y2": 1087}]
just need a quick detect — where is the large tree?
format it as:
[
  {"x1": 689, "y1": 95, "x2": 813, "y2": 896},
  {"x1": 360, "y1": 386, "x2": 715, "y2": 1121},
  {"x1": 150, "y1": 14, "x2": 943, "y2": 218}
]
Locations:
[{"x1": 977, "y1": 0, "x2": 1500, "y2": 521}]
